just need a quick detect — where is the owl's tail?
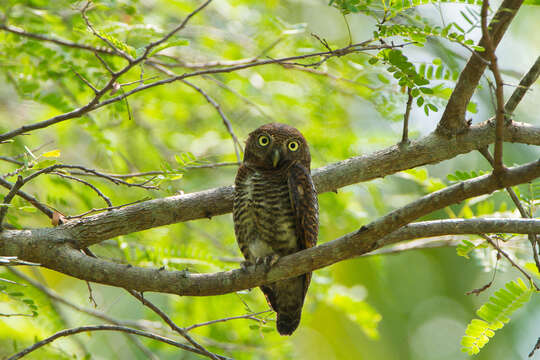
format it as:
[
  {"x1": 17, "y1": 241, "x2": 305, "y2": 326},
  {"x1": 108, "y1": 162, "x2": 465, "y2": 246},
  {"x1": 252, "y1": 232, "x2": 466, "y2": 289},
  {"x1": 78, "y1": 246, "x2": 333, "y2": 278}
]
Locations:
[
  {"x1": 261, "y1": 275, "x2": 308, "y2": 336},
  {"x1": 276, "y1": 308, "x2": 302, "y2": 335}
]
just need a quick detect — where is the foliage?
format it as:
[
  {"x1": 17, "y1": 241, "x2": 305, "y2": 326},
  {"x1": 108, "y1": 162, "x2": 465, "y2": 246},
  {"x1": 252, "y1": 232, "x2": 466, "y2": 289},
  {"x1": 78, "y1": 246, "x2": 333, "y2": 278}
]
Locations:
[
  {"x1": 461, "y1": 278, "x2": 535, "y2": 355},
  {"x1": 0, "y1": 0, "x2": 539, "y2": 359}
]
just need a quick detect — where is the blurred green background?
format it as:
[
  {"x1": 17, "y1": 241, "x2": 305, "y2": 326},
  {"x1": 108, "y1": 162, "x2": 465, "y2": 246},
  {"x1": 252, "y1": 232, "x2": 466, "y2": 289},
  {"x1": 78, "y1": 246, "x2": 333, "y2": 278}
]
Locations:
[{"x1": 0, "y1": 0, "x2": 539, "y2": 359}]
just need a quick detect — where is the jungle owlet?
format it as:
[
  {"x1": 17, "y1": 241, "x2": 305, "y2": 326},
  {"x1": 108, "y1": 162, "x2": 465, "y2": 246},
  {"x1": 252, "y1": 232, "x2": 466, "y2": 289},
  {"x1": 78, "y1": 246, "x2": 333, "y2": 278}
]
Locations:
[{"x1": 233, "y1": 123, "x2": 319, "y2": 335}]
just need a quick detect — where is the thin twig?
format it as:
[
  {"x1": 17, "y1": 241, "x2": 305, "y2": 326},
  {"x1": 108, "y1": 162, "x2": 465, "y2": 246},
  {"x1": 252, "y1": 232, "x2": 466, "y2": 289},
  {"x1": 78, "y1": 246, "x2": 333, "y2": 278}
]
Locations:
[
  {"x1": 481, "y1": 0, "x2": 505, "y2": 173},
  {"x1": 94, "y1": 52, "x2": 115, "y2": 74},
  {"x1": 64, "y1": 197, "x2": 150, "y2": 219},
  {"x1": 401, "y1": 87, "x2": 413, "y2": 144},
  {"x1": 28, "y1": 164, "x2": 158, "y2": 189},
  {"x1": 478, "y1": 147, "x2": 540, "y2": 272},
  {"x1": 81, "y1": 248, "x2": 222, "y2": 360},
  {"x1": 185, "y1": 310, "x2": 271, "y2": 332},
  {"x1": 529, "y1": 337, "x2": 540, "y2": 358},
  {"x1": 505, "y1": 56, "x2": 540, "y2": 116},
  {"x1": 0, "y1": 175, "x2": 24, "y2": 229},
  {"x1": 148, "y1": 63, "x2": 243, "y2": 161},
  {"x1": 6, "y1": 267, "x2": 154, "y2": 329},
  {"x1": 0, "y1": 156, "x2": 23, "y2": 166},
  {"x1": 181, "y1": 79, "x2": 243, "y2": 162},
  {"x1": 0, "y1": 312, "x2": 34, "y2": 317},
  {"x1": 481, "y1": 234, "x2": 540, "y2": 291},
  {"x1": 6, "y1": 324, "x2": 226, "y2": 360},
  {"x1": 125, "y1": 289, "x2": 222, "y2": 360},
  {"x1": 0, "y1": 178, "x2": 53, "y2": 218},
  {"x1": 0, "y1": 41, "x2": 412, "y2": 143},
  {"x1": 81, "y1": 2, "x2": 132, "y2": 60},
  {"x1": 73, "y1": 69, "x2": 98, "y2": 94},
  {"x1": 0, "y1": 23, "x2": 114, "y2": 55},
  {"x1": 69, "y1": 162, "x2": 240, "y2": 180},
  {"x1": 52, "y1": 172, "x2": 112, "y2": 207},
  {"x1": 141, "y1": 0, "x2": 213, "y2": 59}
]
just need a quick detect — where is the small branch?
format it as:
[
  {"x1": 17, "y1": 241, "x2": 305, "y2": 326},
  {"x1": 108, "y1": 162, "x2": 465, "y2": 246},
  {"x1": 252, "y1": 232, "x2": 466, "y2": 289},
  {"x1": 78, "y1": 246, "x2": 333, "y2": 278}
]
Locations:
[
  {"x1": 481, "y1": 0, "x2": 506, "y2": 174},
  {"x1": 401, "y1": 87, "x2": 413, "y2": 145},
  {"x1": 481, "y1": 234, "x2": 540, "y2": 291},
  {"x1": 436, "y1": 0, "x2": 524, "y2": 135},
  {"x1": 0, "y1": 41, "x2": 411, "y2": 143},
  {"x1": 125, "y1": 289, "x2": 222, "y2": 360},
  {"x1": 141, "y1": 0, "x2": 213, "y2": 59},
  {"x1": 0, "y1": 312, "x2": 34, "y2": 317},
  {"x1": 0, "y1": 175, "x2": 24, "y2": 230},
  {"x1": 27, "y1": 164, "x2": 158, "y2": 190},
  {"x1": 0, "y1": 178, "x2": 53, "y2": 219},
  {"x1": 185, "y1": 310, "x2": 271, "y2": 332},
  {"x1": 0, "y1": 156, "x2": 23, "y2": 166},
  {"x1": 529, "y1": 337, "x2": 540, "y2": 358},
  {"x1": 72, "y1": 69, "x2": 98, "y2": 94},
  {"x1": 69, "y1": 162, "x2": 239, "y2": 180},
  {"x1": 52, "y1": 172, "x2": 112, "y2": 207},
  {"x1": 478, "y1": 147, "x2": 540, "y2": 273},
  {"x1": 181, "y1": 79, "x2": 242, "y2": 162},
  {"x1": 94, "y1": 52, "x2": 114, "y2": 74},
  {"x1": 81, "y1": 2, "x2": 132, "y2": 60},
  {"x1": 505, "y1": 56, "x2": 540, "y2": 115},
  {"x1": 6, "y1": 325, "x2": 228, "y2": 360},
  {"x1": 81, "y1": 248, "x2": 222, "y2": 360},
  {"x1": 7, "y1": 267, "x2": 153, "y2": 329},
  {"x1": 149, "y1": 63, "x2": 243, "y2": 162},
  {"x1": 64, "y1": 198, "x2": 150, "y2": 219},
  {"x1": 0, "y1": 23, "x2": 114, "y2": 55}
]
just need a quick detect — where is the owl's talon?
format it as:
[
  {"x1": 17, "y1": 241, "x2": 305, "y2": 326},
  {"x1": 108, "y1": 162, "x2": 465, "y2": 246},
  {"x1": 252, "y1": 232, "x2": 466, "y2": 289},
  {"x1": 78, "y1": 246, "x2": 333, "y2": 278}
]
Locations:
[
  {"x1": 240, "y1": 260, "x2": 253, "y2": 271},
  {"x1": 255, "y1": 255, "x2": 280, "y2": 269}
]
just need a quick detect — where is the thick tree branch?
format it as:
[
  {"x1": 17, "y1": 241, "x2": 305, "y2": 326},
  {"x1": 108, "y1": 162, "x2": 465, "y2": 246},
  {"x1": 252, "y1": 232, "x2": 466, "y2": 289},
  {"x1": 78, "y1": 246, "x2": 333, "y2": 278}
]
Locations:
[
  {"x1": 436, "y1": 0, "x2": 524, "y2": 134},
  {"x1": 1, "y1": 160, "x2": 538, "y2": 296},
  {"x1": 27, "y1": 121, "x2": 540, "y2": 244}
]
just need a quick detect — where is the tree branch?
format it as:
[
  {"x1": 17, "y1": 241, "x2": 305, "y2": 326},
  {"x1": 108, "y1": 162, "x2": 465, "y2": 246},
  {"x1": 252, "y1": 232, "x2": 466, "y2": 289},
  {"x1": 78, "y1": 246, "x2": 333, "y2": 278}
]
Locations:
[
  {"x1": 6, "y1": 324, "x2": 229, "y2": 360},
  {"x1": 505, "y1": 56, "x2": 540, "y2": 115},
  {"x1": 436, "y1": 0, "x2": 524, "y2": 134},
  {"x1": 1, "y1": 161, "x2": 538, "y2": 296},
  {"x1": 0, "y1": 23, "x2": 114, "y2": 55},
  {"x1": 0, "y1": 42, "x2": 411, "y2": 143}
]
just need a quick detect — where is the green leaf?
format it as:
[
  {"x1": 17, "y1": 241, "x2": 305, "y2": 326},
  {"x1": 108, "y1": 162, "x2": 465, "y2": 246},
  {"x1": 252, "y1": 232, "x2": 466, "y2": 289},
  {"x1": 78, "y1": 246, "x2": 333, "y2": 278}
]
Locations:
[{"x1": 461, "y1": 279, "x2": 534, "y2": 355}]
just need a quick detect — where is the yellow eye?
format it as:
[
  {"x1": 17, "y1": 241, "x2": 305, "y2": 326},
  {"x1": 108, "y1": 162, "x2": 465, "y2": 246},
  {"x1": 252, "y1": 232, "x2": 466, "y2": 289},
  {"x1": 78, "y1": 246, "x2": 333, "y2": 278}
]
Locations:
[
  {"x1": 258, "y1": 135, "x2": 270, "y2": 146},
  {"x1": 288, "y1": 141, "x2": 300, "y2": 152}
]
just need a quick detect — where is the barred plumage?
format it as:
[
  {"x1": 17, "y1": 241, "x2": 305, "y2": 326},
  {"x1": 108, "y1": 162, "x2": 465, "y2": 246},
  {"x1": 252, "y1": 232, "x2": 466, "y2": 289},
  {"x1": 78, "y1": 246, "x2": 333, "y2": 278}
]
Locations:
[{"x1": 233, "y1": 123, "x2": 318, "y2": 335}]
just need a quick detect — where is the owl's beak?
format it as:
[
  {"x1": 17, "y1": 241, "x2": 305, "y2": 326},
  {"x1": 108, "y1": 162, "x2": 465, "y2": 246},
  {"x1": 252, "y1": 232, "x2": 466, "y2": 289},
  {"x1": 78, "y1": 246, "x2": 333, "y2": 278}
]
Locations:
[{"x1": 272, "y1": 149, "x2": 280, "y2": 168}]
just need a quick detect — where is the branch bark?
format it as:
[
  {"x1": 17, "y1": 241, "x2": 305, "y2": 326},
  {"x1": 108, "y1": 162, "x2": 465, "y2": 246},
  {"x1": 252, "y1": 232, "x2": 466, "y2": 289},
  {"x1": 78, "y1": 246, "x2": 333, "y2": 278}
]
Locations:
[
  {"x1": 1, "y1": 119, "x2": 533, "y2": 248},
  {"x1": 436, "y1": 0, "x2": 524, "y2": 134},
  {"x1": 2, "y1": 160, "x2": 538, "y2": 296}
]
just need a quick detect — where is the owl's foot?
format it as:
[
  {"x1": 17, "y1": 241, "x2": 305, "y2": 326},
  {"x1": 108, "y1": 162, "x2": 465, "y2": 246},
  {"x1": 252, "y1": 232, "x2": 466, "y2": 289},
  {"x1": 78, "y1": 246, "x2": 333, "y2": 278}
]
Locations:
[
  {"x1": 240, "y1": 260, "x2": 253, "y2": 272},
  {"x1": 255, "y1": 254, "x2": 280, "y2": 269}
]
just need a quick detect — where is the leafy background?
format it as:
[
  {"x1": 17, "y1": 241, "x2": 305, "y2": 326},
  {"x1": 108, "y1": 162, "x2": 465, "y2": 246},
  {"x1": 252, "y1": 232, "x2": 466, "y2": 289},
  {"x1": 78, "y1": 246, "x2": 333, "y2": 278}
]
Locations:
[{"x1": 0, "y1": 0, "x2": 539, "y2": 359}]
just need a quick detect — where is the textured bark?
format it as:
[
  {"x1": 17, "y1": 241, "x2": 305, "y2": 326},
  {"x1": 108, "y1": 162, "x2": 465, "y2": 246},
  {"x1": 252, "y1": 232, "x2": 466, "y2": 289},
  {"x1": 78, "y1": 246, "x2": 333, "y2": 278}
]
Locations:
[
  {"x1": 436, "y1": 0, "x2": 525, "y2": 134},
  {"x1": 8, "y1": 120, "x2": 536, "y2": 249},
  {"x1": 1, "y1": 160, "x2": 538, "y2": 296}
]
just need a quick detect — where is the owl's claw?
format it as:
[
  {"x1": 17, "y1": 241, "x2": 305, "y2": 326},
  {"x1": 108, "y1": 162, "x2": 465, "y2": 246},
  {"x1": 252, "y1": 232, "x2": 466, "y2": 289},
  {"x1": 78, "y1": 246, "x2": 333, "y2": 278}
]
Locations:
[
  {"x1": 255, "y1": 254, "x2": 280, "y2": 269},
  {"x1": 240, "y1": 260, "x2": 253, "y2": 272}
]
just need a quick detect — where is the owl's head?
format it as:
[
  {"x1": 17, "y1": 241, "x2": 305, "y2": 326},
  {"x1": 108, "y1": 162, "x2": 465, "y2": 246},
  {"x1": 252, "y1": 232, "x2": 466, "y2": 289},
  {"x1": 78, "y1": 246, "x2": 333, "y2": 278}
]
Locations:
[{"x1": 243, "y1": 123, "x2": 311, "y2": 171}]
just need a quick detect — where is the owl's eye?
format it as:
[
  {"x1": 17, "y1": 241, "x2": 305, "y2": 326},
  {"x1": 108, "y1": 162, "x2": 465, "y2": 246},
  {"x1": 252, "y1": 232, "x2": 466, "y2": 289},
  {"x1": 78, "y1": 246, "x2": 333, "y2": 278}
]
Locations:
[
  {"x1": 258, "y1": 135, "x2": 270, "y2": 146},
  {"x1": 288, "y1": 141, "x2": 300, "y2": 152}
]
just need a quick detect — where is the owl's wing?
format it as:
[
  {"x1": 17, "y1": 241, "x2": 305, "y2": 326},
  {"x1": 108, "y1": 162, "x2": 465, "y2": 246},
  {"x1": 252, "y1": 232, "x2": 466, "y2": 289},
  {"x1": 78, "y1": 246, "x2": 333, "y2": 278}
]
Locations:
[
  {"x1": 287, "y1": 162, "x2": 319, "y2": 296},
  {"x1": 233, "y1": 164, "x2": 252, "y2": 261}
]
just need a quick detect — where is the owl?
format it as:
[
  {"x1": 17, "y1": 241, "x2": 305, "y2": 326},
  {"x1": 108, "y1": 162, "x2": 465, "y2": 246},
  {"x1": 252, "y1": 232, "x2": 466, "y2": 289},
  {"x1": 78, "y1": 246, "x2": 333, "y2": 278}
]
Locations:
[{"x1": 233, "y1": 123, "x2": 319, "y2": 335}]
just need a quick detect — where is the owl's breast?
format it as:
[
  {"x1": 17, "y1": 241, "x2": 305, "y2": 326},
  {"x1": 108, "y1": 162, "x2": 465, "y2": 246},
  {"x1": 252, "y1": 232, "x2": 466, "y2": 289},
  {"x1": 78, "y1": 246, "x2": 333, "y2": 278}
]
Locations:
[{"x1": 234, "y1": 170, "x2": 298, "y2": 259}]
